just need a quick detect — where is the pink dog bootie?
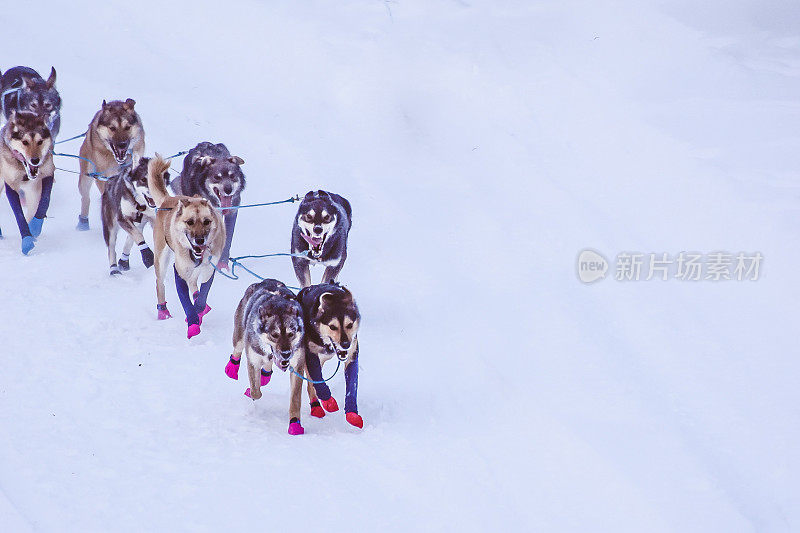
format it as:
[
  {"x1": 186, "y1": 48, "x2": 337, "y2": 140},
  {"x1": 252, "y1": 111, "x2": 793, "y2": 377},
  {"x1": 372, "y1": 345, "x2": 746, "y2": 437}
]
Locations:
[
  {"x1": 260, "y1": 369, "x2": 272, "y2": 387},
  {"x1": 157, "y1": 303, "x2": 172, "y2": 320},
  {"x1": 187, "y1": 324, "x2": 201, "y2": 339},
  {"x1": 288, "y1": 418, "x2": 304, "y2": 436},
  {"x1": 225, "y1": 356, "x2": 240, "y2": 380}
]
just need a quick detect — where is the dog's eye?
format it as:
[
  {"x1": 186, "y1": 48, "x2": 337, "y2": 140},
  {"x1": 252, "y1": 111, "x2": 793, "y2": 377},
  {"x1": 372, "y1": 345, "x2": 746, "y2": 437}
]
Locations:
[
  {"x1": 110, "y1": 126, "x2": 117, "y2": 132},
  {"x1": 328, "y1": 324, "x2": 338, "y2": 331},
  {"x1": 345, "y1": 323, "x2": 354, "y2": 330},
  {"x1": 287, "y1": 331, "x2": 295, "y2": 338},
  {"x1": 124, "y1": 125, "x2": 131, "y2": 131},
  {"x1": 22, "y1": 140, "x2": 29, "y2": 146},
  {"x1": 186, "y1": 219, "x2": 194, "y2": 226},
  {"x1": 322, "y1": 215, "x2": 331, "y2": 223},
  {"x1": 203, "y1": 219, "x2": 211, "y2": 226},
  {"x1": 45, "y1": 103, "x2": 52, "y2": 111},
  {"x1": 37, "y1": 139, "x2": 43, "y2": 146}
]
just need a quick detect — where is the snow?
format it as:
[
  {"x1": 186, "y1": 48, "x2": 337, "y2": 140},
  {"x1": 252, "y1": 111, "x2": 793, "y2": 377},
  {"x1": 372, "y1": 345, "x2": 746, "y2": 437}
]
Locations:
[{"x1": 1, "y1": 0, "x2": 798, "y2": 531}]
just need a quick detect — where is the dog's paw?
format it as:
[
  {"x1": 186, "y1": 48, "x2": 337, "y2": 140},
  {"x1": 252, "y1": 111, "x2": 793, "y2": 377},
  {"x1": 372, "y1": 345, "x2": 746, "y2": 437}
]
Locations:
[
  {"x1": 187, "y1": 323, "x2": 201, "y2": 339},
  {"x1": 118, "y1": 258, "x2": 130, "y2": 271},
  {"x1": 140, "y1": 247, "x2": 154, "y2": 268},
  {"x1": 21, "y1": 236, "x2": 35, "y2": 255},
  {"x1": 29, "y1": 217, "x2": 44, "y2": 238},
  {"x1": 288, "y1": 419, "x2": 305, "y2": 436},
  {"x1": 321, "y1": 397, "x2": 339, "y2": 413},
  {"x1": 225, "y1": 357, "x2": 240, "y2": 380},
  {"x1": 110, "y1": 264, "x2": 121, "y2": 276},
  {"x1": 157, "y1": 304, "x2": 172, "y2": 320},
  {"x1": 345, "y1": 412, "x2": 363, "y2": 429},
  {"x1": 310, "y1": 400, "x2": 325, "y2": 418},
  {"x1": 261, "y1": 369, "x2": 272, "y2": 387},
  {"x1": 244, "y1": 387, "x2": 262, "y2": 400},
  {"x1": 76, "y1": 215, "x2": 90, "y2": 231}
]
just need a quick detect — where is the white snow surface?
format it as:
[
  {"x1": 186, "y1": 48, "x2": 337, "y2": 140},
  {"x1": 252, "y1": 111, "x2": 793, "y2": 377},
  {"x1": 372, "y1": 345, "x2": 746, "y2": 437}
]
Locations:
[{"x1": 1, "y1": 1, "x2": 799, "y2": 531}]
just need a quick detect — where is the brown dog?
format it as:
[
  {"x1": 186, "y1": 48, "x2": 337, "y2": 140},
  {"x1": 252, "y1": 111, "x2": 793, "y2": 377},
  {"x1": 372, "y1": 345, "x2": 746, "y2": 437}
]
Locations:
[
  {"x1": 0, "y1": 111, "x2": 55, "y2": 254},
  {"x1": 147, "y1": 155, "x2": 225, "y2": 338},
  {"x1": 76, "y1": 99, "x2": 145, "y2": 230}
]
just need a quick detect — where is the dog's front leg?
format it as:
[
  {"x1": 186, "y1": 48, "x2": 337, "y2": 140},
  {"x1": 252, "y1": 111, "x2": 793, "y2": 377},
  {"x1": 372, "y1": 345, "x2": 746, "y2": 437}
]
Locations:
[
  {"x1": 288, "y1": 357, "x2": 305, "y2": 435},
  {"x1": 153, "y1": 240, "x2": 172, "y2": 319},
  {"x1": 292, "y1": 256, "x2": 312, "y2": 288},
  {"x1": 245, "y1": 347, "x2": 262, "y2": 400},
  {"x1": 306, "y1": 351, "x2": 338, "y2": 413},
  {"x1": 122, "y1": 222, "x2": 153, "y2": 269},
  {"x1": 106, "y1": 223, "x2": 120, "y2": 275},
  {"x1": 344, "y1": 342, "x2": 362, "y2": 428},
  {"x1": 322, "y1": 259, "x2": 345, "y2": 284},
  {"x1": 28, "y1": 175, "x2": 52, "y2": 237},
  {"x1": 5, "y1": 186, "x2": 34, "y2": 255}
]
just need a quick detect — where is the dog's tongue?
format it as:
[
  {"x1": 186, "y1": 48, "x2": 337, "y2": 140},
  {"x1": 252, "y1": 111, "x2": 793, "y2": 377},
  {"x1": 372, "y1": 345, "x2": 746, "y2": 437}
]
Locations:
[
  {"x1": 219, "y1": 195, "x2": 233, "y2": 209},
  {"x1": 302, "y1": 234, "x2": 323, "y2": 247}
]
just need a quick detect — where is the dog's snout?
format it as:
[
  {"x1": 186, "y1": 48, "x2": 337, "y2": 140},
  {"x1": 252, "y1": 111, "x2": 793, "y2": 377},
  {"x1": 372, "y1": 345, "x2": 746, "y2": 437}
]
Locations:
[
  {"x1": 195, "y1": 236, "x2": 205, "y2": 245},
  {"x1": 223, "y1": 184, "x2": 233, "y2": 195},
  {"x1": 281, "y1": 349, "x2": 292, "y2": 357},
  {"x1": 339, "y1": 340, "x2": 350, "y2": 350},
  {"x1": 115, "y1": 140, "x2": 128, "y2": 149},
  {"x1": 30, "y1": 157, "x2": 40, "y2": 165},
  {"x1": 313, "y1": 226, "x2": 323, "y2": 235}
]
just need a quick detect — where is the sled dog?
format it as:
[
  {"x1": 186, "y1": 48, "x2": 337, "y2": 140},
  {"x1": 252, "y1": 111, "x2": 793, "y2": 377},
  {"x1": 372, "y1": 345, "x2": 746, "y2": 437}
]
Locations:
[
  {"x1": 171, "y1": 142, "x2": 245, "y2": 268},
  {"x1": 225, "y1": 279, "x2": 307, "y2": 435},
  {"x1": 291, "y1": 190, "x2": 352, "y2": 287},
  {"x1": 296, "y1": 282, "x2": 363, "y2": 428},
  {"x1": 77, "y1": 99, "x2": 145, "y2": 230},
  {"x1": 0, "y1": 112, "x2": 55, "y2": 254},
  {"x1": 101, "y1": 157, "x2": 169, "y2": 275},
  {"x1": 0, "y1": 66, "x2": 61, "y2": 138},
  {"x1": 146, "y1": 155, "x2": 225, "y2": 338}
]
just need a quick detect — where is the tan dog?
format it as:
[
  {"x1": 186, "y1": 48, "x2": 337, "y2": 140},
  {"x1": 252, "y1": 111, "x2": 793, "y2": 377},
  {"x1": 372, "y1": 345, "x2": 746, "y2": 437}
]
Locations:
[
  {"x1": 0, "y1": 111, "x2": 55, "y2": 254},
  {"x1": 76, "y1": 99, "x2": 144, "y2": 230},
  {"x1": 147, "y1": 155, "x2": 225, "y2": 339}
]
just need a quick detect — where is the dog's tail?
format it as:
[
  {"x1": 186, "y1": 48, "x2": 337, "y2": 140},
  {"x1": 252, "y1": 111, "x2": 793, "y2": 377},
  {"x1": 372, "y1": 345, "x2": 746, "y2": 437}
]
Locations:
[{"x1": 147, "y1": 154, "x2": 172, "y2": 207}]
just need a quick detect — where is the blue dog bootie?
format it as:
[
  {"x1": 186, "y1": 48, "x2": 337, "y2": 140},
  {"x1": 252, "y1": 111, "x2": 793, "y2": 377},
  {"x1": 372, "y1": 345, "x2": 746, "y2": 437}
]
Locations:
[
  {"x1": 76, "y1": 215, "x2": 90, "y2": 231},
  {"x1": 21, "y1": 235, "x2": 35, "y2": 255},
  {"x1": 29, "y1": 217, "x2": 44, "y2": 238}
]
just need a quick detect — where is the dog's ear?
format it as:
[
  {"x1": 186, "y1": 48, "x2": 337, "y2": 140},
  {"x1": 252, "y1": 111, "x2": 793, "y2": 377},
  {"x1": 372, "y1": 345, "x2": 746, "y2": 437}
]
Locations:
[
  {"x1": 180, "y1": 198, "x2": 192, "y2": 208},
  {"x1": 46, "y1": 67, "x2": 56, "y2": 89},
  {"x1": 102, "y1": 99, "x2": 108, "y2": 109},
  {"x1": 123, "y1": 98, "x2": 136, "y2": 111},
  {"x1": 304, "y1": 191, "x2": 316, "y2": 200},
  {"x1": 319, "y1": 292, "x2": 336, "y2": 310},
  {"x1": 228, "y1": 156, "x2": 244, "y2": 166},
  {"x1": 317, "y1": 190, "x2": 330, "y2": 198}
]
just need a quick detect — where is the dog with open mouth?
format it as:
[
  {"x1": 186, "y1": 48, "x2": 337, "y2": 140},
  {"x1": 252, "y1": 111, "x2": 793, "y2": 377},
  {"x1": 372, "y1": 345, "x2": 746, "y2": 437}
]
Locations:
[
  {"x1": 296, "y1": 282, "x2": 363, "y2": 429},
  {"x1": 147, "y1": 155, "x2": 225, "y2": 339},
  {"x1": 101, "y1": 157, "x2": 170, "y2": 275},
  {"x1": 291, "y1": 190, "x2": 352, "y2": 288},
  {"x1": 0, "y1": 111, "x2": 55, "y2": 255},
  {"x1": 77, "y1": 98, "x2": 145, "y2": 231},
  {"x1": 225, "y1": 278, "x2": 308, "y2": 435},
  {"x1": 171, "y1": 142, "x2": 245, "y2": 269},
  {"x1": 0, "y1": 66, "x2": 61, "y2": 139}
]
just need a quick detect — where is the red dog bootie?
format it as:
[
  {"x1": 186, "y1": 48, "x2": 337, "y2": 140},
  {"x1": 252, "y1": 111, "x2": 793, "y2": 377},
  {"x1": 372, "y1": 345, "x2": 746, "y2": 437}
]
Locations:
[
  {"x1": 288, "y1": 418, "x2": 304, "y2": 436},
  {"x1": 310, "y1": 400, "x2": 325, "y2": 418},
  {"x1": 225, "y1": 356, "x2": 240, "y2": 380},
  {"x1": 346, "y1": 412, "x2": 363, "y2": 429},
  {"x1": 260, "y1": 369, "x2": 272, "y2": 386},
  {"x1": 321, "y1": 397, "x2": 339, "y2": 413}
]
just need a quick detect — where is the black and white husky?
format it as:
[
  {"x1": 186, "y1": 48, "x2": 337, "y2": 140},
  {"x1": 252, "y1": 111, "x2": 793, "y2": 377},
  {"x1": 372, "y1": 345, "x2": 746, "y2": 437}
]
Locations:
[
  {"x1": 0, "y1": 66, "x2": 61, "y2": 138},
  {"x1": 291, "y1": 190, "x2": 352, "y2": 288},
  {"x1": 224, "y1": 279, "x2": 307, "y2": 435},
  {"x1": 171, "y1": 142, "x2": 245, "y2": 268},
  {"x1": 101, "y1": 157, "x2": 164, "y2": 275},
  {"x1": 296, "y1": 282, "x2": 363, "y2": 429}
]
